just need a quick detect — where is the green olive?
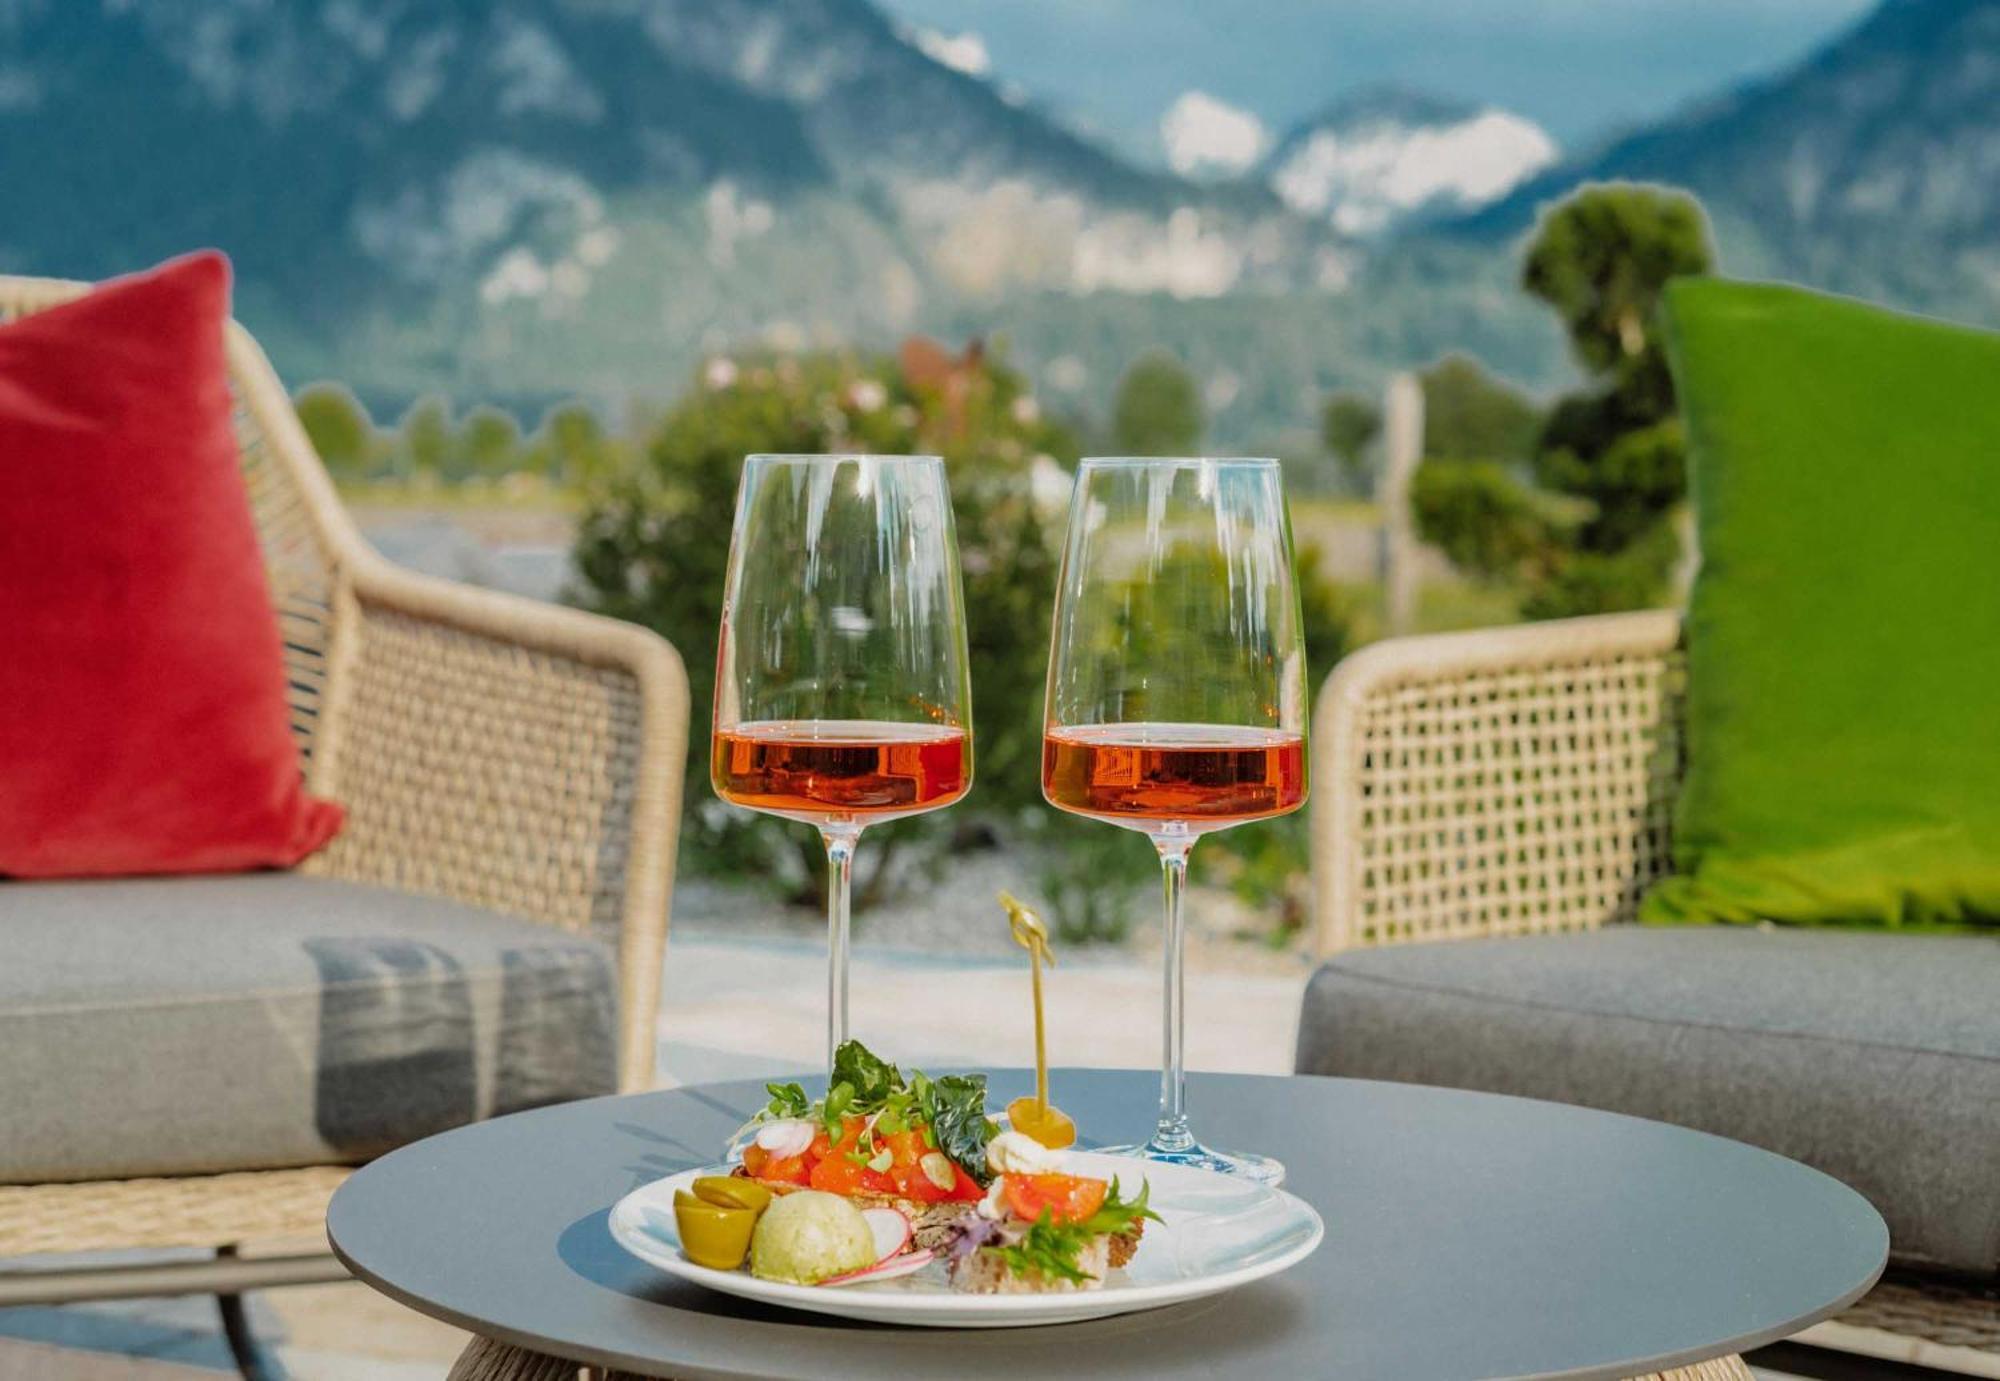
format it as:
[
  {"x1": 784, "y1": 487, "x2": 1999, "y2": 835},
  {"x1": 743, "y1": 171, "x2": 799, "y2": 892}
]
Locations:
[
  {"x1": 693, "y1": 1176, "x2": 774, "y2": 1213},
  {"x1": 674, "y1": 1197, "x2": 759, "y2": 1271}
]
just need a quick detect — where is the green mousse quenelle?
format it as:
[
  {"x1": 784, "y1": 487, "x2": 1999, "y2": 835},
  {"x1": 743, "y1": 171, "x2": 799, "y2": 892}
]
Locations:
[{"x1": 748, "y1": 1190, "x2": 877, "y2": 1284}]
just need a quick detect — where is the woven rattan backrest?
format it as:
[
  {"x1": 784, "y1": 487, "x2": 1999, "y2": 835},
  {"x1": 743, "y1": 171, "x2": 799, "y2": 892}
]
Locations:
[
  {"x1": 0, "y1": 275, "x2": 349, "y2": 764},
  {"x1": 1311, "y1": 610, "x2": 1686, "y2": 954}
]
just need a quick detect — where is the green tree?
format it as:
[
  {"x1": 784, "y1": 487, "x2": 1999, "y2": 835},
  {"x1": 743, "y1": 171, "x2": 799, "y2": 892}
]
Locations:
[
  {"x1": 458, "y1": 405, "x2": 522, "y2": 478},
  {"x1": 1521, "y1": 184, "x2": 1711, "y2": 616},
  {"x1": 1111, "y1": 351, "x2": 1203, "y2": 456},
  {"x1": 295, "y1": 383, "x2": 375, "y2": 480},
  {"x1": 1523, "y1": 184, "x2": 1712, "y2": 402},
  {"x1": 531, "y1": 401, "x2": 622, "y2": 486},
  {"x1": 1320, "y1": 391, "x2": 1380, "y2": 494},
  {"x1": 1418, "y1": 354, "x2": 1541, "y2": 464},
  {"x1": 572, "y1": 344, "x2": 1081, "y2": 909},
  {"x1": 1412, "y1": 184, "x2": 1713, "y2": 618},
  {"x1": 398, "y1": 396, "x2": 454, "y2": 479}
]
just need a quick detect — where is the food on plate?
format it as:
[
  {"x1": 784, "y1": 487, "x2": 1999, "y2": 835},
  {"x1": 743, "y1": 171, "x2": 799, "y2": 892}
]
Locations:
[
  {"x1": 998, "y1": 892, "x2": 1077, "y2": 1150},
  {"x1": 706, "y1": 1036, "x2": 1159, "y2": 1293},
  {"x1": 733, "y1": 1040, "x2": 993, "y2": 1212},
  {"x1": 1005, "y1": 1099, "x2": 1078, "y2": 1151},
  {"x1": 690, "y1": 1175, "x2": 772, "y2": 1213},
  {"x1": 670, "y1": 1175, "x2": 777, "y2": 1269},
  {"x1": 748, "y1": 1190, "x2": 878, "y2": 1284},
  {"x1": 939, "y1": 1132, "x2": 1160, "y2": 1293}
]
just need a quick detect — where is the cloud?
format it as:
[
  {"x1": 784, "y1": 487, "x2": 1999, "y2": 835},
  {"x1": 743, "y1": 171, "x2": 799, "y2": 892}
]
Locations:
[
  {"x1": 1159, "y1": 90, "x2": 1267, "y2": 178},
  {"x1": 1271, "y1": 108, "x2": 1556, "y2": 236},
  {"x1": 914, "y1": 28, "x2": 991, "y2": 77}
]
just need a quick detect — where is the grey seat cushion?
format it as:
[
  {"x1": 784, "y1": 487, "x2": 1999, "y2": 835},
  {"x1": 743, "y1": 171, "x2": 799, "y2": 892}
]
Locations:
[
  {"x1": 1296, "y1": 927, "x2": 2000, "y2": 1276},
  {"x1": 0, "y1": 875, "x2": 617, "y2": 1184}
]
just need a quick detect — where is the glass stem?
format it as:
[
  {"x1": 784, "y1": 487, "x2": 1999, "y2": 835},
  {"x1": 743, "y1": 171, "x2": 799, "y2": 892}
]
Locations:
[
  {"x1": 1152, "y1": 832, "x2": 1196, "y2": 1154},
  {"x1": 821, "y1": 824, "x2": 861, "y2": 1078}
]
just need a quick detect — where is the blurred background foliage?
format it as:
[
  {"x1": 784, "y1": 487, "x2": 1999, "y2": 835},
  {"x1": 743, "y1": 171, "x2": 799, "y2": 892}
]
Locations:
[
  {"x1": 1411, "y1": 184, "x2": 1714, "y2": 618},
  {"x1": 298, "y1": 181, "x2": 1705, "y2": 946}
]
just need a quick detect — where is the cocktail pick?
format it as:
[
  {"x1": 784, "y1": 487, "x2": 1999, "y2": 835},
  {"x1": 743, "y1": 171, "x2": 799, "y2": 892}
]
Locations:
[{"x1": 999, "y1": 891, "x2": 1077, "y2": 1149}]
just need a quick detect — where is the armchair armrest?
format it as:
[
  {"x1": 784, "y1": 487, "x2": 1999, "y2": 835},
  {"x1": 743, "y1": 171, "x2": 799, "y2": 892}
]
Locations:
[
  {"x1": 1310, "y1": 610, "x2": 1685, "y2": 958},
  {"x1": 307, "y1": 551, "x2": 689, "y2": 1091}
]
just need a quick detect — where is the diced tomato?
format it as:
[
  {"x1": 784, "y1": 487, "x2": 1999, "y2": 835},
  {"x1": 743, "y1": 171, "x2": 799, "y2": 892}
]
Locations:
[
  {"x1": 946, "y1": 1164, "x2": 984, "y2": 1203},
  {"x1": 743, "y1": 1143, "x2": 811, "y2": 1186},
  {"x1": 754, "y1": 1154, "x2": 809, "y2": 1187},
  {"x1": 810, "y1": 1153, "x2": 892, "y2": 1197},
  {"x1": 1002, "y1": 1173, "x2": 1107, "y2": 1225},
  {"x1": 809, "y1": 1155, "x2": 862, "y2": 1195},
  {"x1": 889, "y1": 1156, "x2": 983, "y2": 1204},
  {"x1": 807, "y1": 1115, "x2": 867, "y2": 1166},
  {"x1": 889, "y1": 1161, "x2": 945, "y2": 1204},
  {"x1": 884, "y1": 1128, "x2": 928, "y2": 1169}
]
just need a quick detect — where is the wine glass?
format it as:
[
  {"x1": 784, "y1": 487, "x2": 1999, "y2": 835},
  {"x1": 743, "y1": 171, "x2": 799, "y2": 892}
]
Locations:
[
  {"x1": 713, "y1": 454, "x2": 973, "y2": 1076},
  {"x1": 1042, "y1": 457, "x2": 1308, "y2": 1184}
]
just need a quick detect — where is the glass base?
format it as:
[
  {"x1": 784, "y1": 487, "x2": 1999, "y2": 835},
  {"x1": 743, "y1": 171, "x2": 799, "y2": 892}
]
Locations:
[{"x1": 1094, "y1": 1138, "x2": 1286, "y2": 1187}]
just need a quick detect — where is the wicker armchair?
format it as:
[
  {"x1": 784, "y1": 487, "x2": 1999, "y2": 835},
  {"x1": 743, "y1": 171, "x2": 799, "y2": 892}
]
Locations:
[
  {"x1": 1310, "y1": 610, "x2": 2000, "y2": 1376},
  {"x1": 0, "y1": 276, "x2": 690, "y2": 1335}
]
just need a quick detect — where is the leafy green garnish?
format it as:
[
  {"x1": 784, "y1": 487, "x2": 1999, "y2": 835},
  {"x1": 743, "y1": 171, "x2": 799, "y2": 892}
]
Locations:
[
  {"x1": 763, "y1": 1082, "x2": 811, "y2": 1119},
  {"x1": 914, "y1": 1071, "x2": 1000, "y2": 1186},
  {"x1": 831, "y1": 1040, "x2": 901, "y2": 1108},
  {"x1": 990, "y1": 1212, "x2": 1096, "y2": 1284},
  {"x1": 1079, "y1": 1177, "x2": 1163, "y2": 1236},
  {"x1": 821, "y1": 1081, "x2": 856, "y2": 1138}
]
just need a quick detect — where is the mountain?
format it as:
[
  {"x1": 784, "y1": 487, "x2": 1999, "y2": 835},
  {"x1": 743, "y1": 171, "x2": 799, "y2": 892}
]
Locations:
[
  {"x1": 1266, "y1": 89, "x2": 1557, "y2": 239},
  {"x1": 0, "y1": 0, "x2": 1399, "y2": 436},
  {"x1": 1445, "y1": 0, "x2": 2000, "y2": 324}
]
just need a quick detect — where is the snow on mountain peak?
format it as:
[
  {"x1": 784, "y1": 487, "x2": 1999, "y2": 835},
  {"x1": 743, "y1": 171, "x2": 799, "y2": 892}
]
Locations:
[
  {"x1": 1160, "y1": 90, "x2": 1267, "y2": 179},
  {"x1": 912, "y1": 27, "x2": 991, "y2": 77},
  {"x1": 1270, "y1": 99, "x2": 1556, "y2": 237}
]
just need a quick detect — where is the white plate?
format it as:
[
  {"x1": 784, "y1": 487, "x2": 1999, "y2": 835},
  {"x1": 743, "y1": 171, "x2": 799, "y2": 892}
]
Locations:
[{"x1": 608, "y1": 1151, "x2": 1323, "y2": 1328}]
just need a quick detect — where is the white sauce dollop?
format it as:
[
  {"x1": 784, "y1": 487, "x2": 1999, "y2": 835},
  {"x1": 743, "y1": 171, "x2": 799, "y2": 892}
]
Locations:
[
  {"x1": 976, "y1": 1176, "x2": 1009, "y2": 1221},
  {"x1": 985, "y1": 1129, "x2": 1063, "y2": 1176}
]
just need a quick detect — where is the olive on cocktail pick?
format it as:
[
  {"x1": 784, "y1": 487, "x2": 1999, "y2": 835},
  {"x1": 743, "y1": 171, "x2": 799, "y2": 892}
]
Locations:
[{"x1": 998, "y1": 891, "x2": 1078, "y2": 1149}]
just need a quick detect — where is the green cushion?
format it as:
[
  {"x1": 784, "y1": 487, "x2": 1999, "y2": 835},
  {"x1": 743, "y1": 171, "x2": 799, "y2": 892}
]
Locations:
[{"x1": 1644, "y1": 278, "x2": 2000, "y2": 930}]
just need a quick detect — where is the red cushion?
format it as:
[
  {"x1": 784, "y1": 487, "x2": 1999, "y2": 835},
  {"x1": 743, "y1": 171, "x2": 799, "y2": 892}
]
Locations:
[{"x1": 0, "y1": 252, "x2": 343, "y2": 877}]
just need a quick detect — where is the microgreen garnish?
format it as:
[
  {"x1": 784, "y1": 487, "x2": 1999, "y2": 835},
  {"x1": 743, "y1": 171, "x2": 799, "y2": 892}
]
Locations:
[
  {"x1": 764, "y1": 1082, "x2": 811, "y2": 1119},
  {"x1": 821, "y1": 1081, "x2": 855, "y2": 1138}
]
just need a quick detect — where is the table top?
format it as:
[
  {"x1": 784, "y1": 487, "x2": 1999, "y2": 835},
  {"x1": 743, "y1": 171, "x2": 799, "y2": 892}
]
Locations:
[{"x1": 327, "y1": 1070, "x2": 1887, "y2": 1381}]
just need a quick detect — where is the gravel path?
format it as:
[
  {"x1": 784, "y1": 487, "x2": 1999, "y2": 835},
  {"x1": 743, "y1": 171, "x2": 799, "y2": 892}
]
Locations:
[{"x1": 670, "y1": 844, "x2": 1312, "y2": 978}]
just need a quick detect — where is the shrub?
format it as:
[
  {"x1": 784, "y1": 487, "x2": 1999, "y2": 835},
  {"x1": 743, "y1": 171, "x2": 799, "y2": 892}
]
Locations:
[
  {"x1": 1415, "y1": 184, "x2": 1714, "y2": 618},
  {"x1": 571, "y1": 341, "x2": 1080, "y2": 905}
]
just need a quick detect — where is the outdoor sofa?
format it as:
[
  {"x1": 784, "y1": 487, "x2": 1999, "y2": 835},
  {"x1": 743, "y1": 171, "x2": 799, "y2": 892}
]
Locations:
[
  {"x1": 0, "y1": 272, "x2": 689, "y2": 1377},
  {"x1": 1299, "y1": 610, "x2": 2000, "y2": 1375}
]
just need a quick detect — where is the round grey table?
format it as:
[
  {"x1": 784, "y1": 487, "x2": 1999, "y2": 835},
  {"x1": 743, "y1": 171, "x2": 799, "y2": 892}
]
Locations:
[{"x1": 326, "y1": 1070, "x2": 1886, "y2": 1381}]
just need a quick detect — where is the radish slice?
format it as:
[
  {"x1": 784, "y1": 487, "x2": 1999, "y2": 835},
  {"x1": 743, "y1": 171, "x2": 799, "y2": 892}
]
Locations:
[
  {"x1": 819, "y1": 1248, "x2": 934, "y2": 1287},
  {"x1": 753, "y1": 1119, "x2": 814, "y2": 1159},
  {"x1": 860, "y1": 1206, "x2": 911, "y2": 1263}
]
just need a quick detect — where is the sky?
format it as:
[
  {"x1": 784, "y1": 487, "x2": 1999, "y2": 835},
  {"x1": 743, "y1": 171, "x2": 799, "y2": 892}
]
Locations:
[{"x1": 874, "y1": 0, "x2": 1878, "y2": 162}]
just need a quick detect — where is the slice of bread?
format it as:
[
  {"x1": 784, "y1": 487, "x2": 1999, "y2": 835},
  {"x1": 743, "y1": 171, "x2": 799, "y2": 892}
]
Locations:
[{"x1": 1106, "y1": 1222, "x2": 1144, "y2": 1269}]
